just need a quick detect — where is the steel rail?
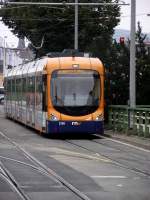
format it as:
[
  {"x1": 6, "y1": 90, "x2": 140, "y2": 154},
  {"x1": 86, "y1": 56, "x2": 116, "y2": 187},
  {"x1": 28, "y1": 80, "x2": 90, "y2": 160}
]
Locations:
[
  {"x1": 64, "y1": 139, "x2": 150, "y2": 177},
  {"x1": 1, "y1": 127, "x2": 149, "y2": 178},
  {"x1": 95, "y1": 134, "x2": 150, "y2": 153},
  {"x1": 0, "y1": 155, "x2": 57, "y2": 177},
  {"x1": 0, "y1": 131, "x2": 92, "y2": 200},
  {"x1": 0, "y1": 161, "x2": 31, "y2": 200}
]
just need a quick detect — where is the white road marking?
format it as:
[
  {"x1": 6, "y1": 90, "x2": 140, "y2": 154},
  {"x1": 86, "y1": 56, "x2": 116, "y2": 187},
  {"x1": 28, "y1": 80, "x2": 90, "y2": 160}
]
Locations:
[
  {"x1": 91, "y1": 176, "x2": 127, "y2": 179},
  {"x1": 100, "y1": 135, "x2": 150, "y2": 153}
]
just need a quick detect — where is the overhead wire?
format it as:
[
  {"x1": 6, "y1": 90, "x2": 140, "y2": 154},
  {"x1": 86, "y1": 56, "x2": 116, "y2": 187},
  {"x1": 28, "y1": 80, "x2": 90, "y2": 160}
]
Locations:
[{"x1": 0, "y1": 5, "x2": 29, "y2": 10}]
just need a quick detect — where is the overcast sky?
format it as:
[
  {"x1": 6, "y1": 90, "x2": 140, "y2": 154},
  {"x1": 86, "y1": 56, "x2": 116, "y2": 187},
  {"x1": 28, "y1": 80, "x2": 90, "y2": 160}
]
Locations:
[
  {"x1": 0, "y1": 0, "x2": 150, "y2": 47},
  {"x1": 116, "y1": 0, "x2": 150, "y2": 32}
]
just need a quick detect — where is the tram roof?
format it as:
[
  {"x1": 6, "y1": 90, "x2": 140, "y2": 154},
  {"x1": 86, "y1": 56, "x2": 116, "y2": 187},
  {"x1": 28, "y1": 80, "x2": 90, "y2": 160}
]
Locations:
[
  {"x1": 5, "y1": 55, "x2": 103, "y2": 78},
  {"x1": 5, "y1": 58, "x2": 47, "y2": 78}
]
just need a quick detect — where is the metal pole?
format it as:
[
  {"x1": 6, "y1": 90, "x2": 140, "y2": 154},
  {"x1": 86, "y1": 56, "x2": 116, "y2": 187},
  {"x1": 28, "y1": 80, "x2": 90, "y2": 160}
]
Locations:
[
  {"x1": 75, "y1": 0, "x2": 78, "y2": 50},
  {"x1": 130, "y1": 0, "x2": 136, "y2": 108},
  {"x1": 0, "y1": 2, "x2": 130, "y2": 6}
]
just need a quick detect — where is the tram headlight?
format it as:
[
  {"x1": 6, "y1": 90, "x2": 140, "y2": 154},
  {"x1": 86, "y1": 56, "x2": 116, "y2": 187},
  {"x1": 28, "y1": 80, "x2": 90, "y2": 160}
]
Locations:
[
  {"x1": 95, "y1": 114, "x2": 104, "y2": 121},
  {"x1": 50, "y1": 114, "x2": 58, "y2": 121}
]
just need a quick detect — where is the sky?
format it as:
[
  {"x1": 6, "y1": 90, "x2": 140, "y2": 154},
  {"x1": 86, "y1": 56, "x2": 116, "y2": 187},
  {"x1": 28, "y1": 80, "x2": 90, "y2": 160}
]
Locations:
[
  {"x1": 0, "y1": 0, "x2": 150, "y2": 47},
  {"x1": 0, "y1": 22, "x2": 19, "y2": 47},
  {"x1": 116, "y1": 0, "x2": 150, "y2": 33}
]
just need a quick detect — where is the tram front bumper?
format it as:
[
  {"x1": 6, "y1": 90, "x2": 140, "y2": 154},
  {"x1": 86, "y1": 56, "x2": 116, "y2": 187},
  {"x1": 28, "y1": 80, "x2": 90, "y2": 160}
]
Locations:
[{"x1": 46, "y1": 120, "x2": 104, "y2": 134}]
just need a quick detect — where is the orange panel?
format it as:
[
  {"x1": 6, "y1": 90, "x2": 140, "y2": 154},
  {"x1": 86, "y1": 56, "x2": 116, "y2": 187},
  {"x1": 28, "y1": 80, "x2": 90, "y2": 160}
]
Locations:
[{"x1": 45, "y1": 56, "x2": 104, "y2": 121}]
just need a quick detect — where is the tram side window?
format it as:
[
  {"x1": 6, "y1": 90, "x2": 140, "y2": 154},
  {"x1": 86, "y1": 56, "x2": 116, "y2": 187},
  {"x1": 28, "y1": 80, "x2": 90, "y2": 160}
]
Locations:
[
  {"x1": 12, "y1": 79, "x2": 15, "y2": 101},
  {"x1": 7, "y1": 79, "x2": 9, "y2": 101},
  {"x1": 3, "y1": 79, "x2": 6, "y2": 94},
  {"x1": 27, "y1": 77, "x2": 32, "y2": 106},
  {"x1": 16, "y1": 78, "x2": 21, "y2": 104},
  {"x1": 26, "y1": 76, "x2": 35, "y2": 106},
  {"x1": 8, "y1": 79, "x2": 11, "y2": 101},
  {"x1": 19, "y1": 78, "x2": 22, "y2": 105},
  {"x1": 26, "y1": 76, "x2": 30, "y2": 106},
  {"x1": 16, "y1": 79, "x2": 19, "y2": 104},
  {"x1": 36, "y1": 75, "x2": 42, "y2": 110},
  {"x1": 22, "y1": 78, "x2": 26, "y2": 106},
  {"x1": 32, "y1": 76, "x2": 35, "y2": 106},
  {"x1": 16, "y1": 79, "x2": 18, "y2": 103},
  {"x1": 42, "y1": 75, "x2": 47, "y2": 112}
]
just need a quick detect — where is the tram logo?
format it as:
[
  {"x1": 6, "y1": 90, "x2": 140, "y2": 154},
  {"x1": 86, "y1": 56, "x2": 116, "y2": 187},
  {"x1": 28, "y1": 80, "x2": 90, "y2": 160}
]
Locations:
[{"x1": 72, "y1": 122, "x2": 81, "y2": 126}]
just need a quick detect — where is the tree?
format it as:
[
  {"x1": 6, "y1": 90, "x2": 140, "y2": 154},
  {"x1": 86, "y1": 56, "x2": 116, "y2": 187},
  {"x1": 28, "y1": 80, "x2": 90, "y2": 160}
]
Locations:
[
  {"x1": 0, "y1": 0, "x2": 120, "y2": 58},
  {"x1": 105, "y1": 39, "x2": 130, "y2": 105},
  {"x1": 136, "y1": 22, "x2": 150, "y2": 104},
  {"x1": 108, "y1": 22, "x2": 150, "y2": 105}
]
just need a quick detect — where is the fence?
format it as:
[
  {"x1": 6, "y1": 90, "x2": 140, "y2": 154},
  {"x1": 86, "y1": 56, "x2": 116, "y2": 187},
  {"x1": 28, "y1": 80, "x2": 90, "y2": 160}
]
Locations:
[{"x1": 108, "y1": 105, "x2": 150, "y2": 137}]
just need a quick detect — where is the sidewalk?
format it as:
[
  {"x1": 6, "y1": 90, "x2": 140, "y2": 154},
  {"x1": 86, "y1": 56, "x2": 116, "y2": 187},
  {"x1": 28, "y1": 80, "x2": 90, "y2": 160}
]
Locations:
[{"x1": 105, "y1": 130, "x2": 150, "y2": 150}]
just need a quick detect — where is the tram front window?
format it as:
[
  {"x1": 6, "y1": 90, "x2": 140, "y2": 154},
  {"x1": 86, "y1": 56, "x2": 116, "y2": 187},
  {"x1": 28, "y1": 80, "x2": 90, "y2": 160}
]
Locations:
[{"x1": 51, "y1": 70, "x2": 100, "y2": 116}]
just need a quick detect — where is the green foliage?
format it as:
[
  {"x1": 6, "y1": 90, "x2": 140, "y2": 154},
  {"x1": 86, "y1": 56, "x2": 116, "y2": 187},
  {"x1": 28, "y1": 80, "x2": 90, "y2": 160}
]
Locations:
[
  {"x1": 105, "y1": 39, "x2": 130, "y2": 105},
  {"x1": 0, "y1": 0, "x2": 120, "y2": 57},
  {"x1": 108, "y1": 22, "x2": 150, "y2": 105},
  {"x1": 136, "y1": 22, "x2": 150, "y2": 104}
]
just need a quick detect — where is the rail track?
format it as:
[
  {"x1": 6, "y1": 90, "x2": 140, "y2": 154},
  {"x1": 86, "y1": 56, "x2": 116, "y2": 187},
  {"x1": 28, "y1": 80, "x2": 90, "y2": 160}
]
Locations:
[
  {"x1": 0, "y1": 161, "x2": 30, "y2": 200},
  {"x1": 63, "y1": 135, "x2": 150, "y2": 177},
  {"x1": 0, "y1": 130, "x2": 92, "y2": 200},
  {"x1": 1, "y1": 108, "x2": 150, "y2": 200}
]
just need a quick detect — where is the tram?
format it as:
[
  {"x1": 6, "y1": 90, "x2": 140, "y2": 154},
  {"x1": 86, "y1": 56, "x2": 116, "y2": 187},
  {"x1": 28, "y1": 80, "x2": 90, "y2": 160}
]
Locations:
[{"x1": 4, "y1": 50, "x2": 104, "y2": 135}]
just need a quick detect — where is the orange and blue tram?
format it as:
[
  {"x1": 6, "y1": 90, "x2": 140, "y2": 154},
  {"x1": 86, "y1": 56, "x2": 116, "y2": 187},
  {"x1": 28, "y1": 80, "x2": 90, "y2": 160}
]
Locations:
[{"x1": 4, "y1": 51, "x2": 104, "y2": 135}]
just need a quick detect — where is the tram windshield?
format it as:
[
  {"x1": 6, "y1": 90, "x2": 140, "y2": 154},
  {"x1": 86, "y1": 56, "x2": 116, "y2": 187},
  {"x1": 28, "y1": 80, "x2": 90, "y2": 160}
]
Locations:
[{"x1": 51, "y1": 70, "x2": 100, "y2": 116}]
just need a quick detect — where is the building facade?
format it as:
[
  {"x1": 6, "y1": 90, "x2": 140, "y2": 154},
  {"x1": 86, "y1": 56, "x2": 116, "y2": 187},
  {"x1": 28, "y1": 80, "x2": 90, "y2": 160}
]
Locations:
[{"x1": 0, "y1": 36, "x2": 34, "y2": 87}]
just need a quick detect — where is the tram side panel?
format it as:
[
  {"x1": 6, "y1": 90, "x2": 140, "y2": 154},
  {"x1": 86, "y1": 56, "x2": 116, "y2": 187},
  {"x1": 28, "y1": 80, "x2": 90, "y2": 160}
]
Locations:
[{"x1": 5, "y1": 74, "x2": 47, "y2": 132}]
